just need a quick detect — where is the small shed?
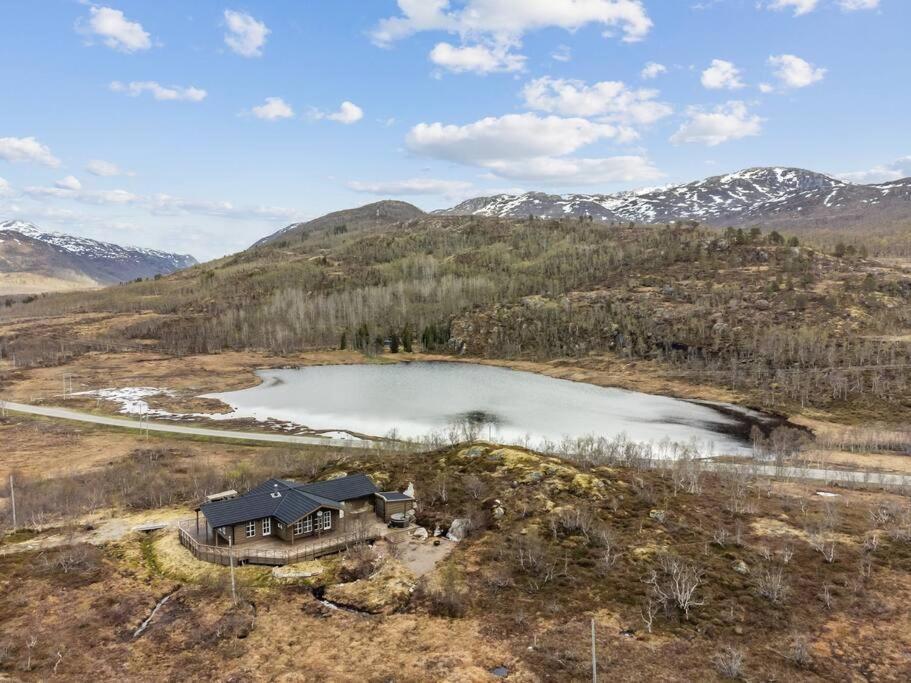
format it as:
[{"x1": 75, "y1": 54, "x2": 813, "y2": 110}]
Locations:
[{"x1": 374, "y1": 491, "x2": 415, "y2": 522}]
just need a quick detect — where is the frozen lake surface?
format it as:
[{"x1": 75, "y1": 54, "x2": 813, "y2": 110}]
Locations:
[{"x1": 205, "y1": 362, "x2": 762, "y2": 455}]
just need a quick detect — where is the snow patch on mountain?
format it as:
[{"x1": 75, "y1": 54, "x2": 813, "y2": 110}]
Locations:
[{"x1": 438, "y1": 167, "x2": 911, "y2": 227}]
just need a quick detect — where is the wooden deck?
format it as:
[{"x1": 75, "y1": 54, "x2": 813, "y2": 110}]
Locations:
[{"x1": 177, "y1": 518, "x2": 392, "y2": 566}]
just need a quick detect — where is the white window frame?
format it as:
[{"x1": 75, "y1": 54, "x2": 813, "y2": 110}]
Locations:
[
  {"x1": 293, "y1": 520, "x2": 304, "y2": 535},
  {"x1": 320, "y1": 510, "x2": 332, "y2": 531},
  {"x1": 303, "y1": 515, "x2": 312, "y2": 533},
  {"x1": 262, "y1": 518, "x2": 271, "y2": 536},
  {"x1": 245, "y1": 520, "x2": 256, "y2": 538}
]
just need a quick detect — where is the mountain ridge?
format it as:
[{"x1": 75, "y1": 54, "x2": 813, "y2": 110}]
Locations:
[
  {"x1": 254, "y1": 200, "x2": 424, "y2": 247},
  {"x1": 0, "y1": 220, "x2": 197, "y2": 295},
  {"x1": 437, "y1": 167, "x2": 911, "y2": 231}
]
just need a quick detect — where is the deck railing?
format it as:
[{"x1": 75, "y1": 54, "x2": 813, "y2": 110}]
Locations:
[{"x1": 176, "y1": 519, "x2": 385, "y2": 566}]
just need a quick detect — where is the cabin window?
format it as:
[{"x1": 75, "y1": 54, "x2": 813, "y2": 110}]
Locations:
[
  {"x1": 320, "y1": 511, "x2": 332, "y2": 531},
  {"x1": 293, "y1": 516, "x2": 312, "y2": 536},
  {"x1": 245, "y1": 521, "x2": 256, "y2": 538},
  {"x1": 262, "y1": 518, "x2": 271, "y2": 536}
]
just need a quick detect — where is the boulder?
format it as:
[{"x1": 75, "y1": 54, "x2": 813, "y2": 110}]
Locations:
[
  {"x1": 411, "y1": 526, "x2": 429, "y2": 541},
  {"x1": 403, "y1": 482, "x2": 415, "y2": 498},
  {"x1": 493, "y1": 506, "x2": 505, "y2": 519},
  {"x1": 648, "y1": 509, "x2": 667, "y2": 523},
  {"x1": 732, "y1": 560, "x2": 749, "y2": 575},
  {"x1": 272, "y1": 561, "x2": 325, "y2": 582},
  {"x1": 446, "y1": 518, "x2": 471, "y2": 542}
]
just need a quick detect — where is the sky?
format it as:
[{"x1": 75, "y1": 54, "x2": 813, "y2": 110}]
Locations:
[{"x1": 0, "y1": 0, "x2": 908, "y2": 260}]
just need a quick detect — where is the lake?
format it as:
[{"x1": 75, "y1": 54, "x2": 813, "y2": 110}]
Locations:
[{"x1": 205, "y1": 362, "x2": 763, "y2": 455}]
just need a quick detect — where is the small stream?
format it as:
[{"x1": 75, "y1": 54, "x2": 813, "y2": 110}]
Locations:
[
  {"x1": 311, "y1": 586, "x2": 371, "y2": 616},
  {"x1": 133, "y1": 588, "x2": 180, "y2": 639}
]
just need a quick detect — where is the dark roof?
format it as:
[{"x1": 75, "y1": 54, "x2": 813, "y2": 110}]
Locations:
[
  {"x1": 200, "y1": 474, "x2": 375, "y2": 529},
  {"x1": 296, "y1": 473, "x2": 379, "y2": 501},
  {"x1": 376, "y1": 491, "x2": 413, "y2": 502}
]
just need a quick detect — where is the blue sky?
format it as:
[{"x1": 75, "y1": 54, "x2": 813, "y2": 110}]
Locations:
[{"x1": 0, "y1": 0, "x2": 908, "y2": 259}]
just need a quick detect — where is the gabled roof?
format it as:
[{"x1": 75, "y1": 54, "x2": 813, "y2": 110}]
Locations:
[
  {"x1": 376, "y1": 491, "x2": 414, "y2": 502},
  {"x1": 200, "y1": 474, "x2": 376, "y2": 529}
]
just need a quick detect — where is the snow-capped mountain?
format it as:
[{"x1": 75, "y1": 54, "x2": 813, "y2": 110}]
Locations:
[
  {"x1": 439, "y1": 167, "x2": 911, "y2": 229},
  {"x1": 0, "y1": 220, "x2": 197, "y2": 294}
]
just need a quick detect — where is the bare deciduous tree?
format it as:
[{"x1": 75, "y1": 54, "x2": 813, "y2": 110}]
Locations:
[{"x1": 643, "y1": 555, "x2": 705, "y2": 620}]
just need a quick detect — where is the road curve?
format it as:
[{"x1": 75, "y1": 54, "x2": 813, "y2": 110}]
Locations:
[
  {"x1": 1, "y1": 400, "x2": 376, "y2": 450},
  {"x1": 3, "y1": 399, "x2": 910, "y2": 487}
]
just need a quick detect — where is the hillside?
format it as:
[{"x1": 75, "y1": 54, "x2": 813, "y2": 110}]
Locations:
[
  {"x1": 1, "y1": 211, "x2": 909, "y2": 421},
  {"x1": 440, "y1": 167, "x2": 911, "y2": 249},
  {"x1": 253, "y1": 200, "x2": 424, "y2": 247},
  {"x1": 1, "y1": 426, "x2": 911, "y2": 681},
  {"x1": 0, "y1": 221, "x2": 198, "y2": 295}
]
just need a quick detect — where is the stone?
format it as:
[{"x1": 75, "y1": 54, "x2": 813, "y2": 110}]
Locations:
[
  {"x1": 732, "y1": 560, "x2": 749, "y2": 575},
  {"x1": 403, "y1": 482, "x2": 415, "y2": 498},
  {"x1": 492, "y1": 506, "x2": 505, "y2": 519},
  {"x1": 648, "y1": 509, "x2": 667, "y2": 523},
  {"x1": 446, "y1": 518, "x2": 471, "y2": 542},
  {"x1": 411, "y1": 526, "x2": 429, "y2": 541},
  {"x1": 755, "y1": 299, "x2": 771, "y2": 311},
  {"x1": 463, "y1": 446, "x2": 487, "y2": 459}
]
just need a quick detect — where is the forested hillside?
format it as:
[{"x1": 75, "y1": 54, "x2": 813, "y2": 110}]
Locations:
[{"x1": 1, "y1": 214, "x2": 909, "y2": 415}]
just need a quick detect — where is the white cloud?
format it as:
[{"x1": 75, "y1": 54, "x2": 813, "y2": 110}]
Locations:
[
  {"x1": 701, "y1": 59, "x2": 745, "y2": 90},
  {"x1": 251, "y1": 97, "x2": 295, "y2": 120},
  {"x1": 24, "y1": 185, "x2": 139, "y2": 205},
  {"x1": 372, "y1": 0, "x2": 654, "y2": 47},
  {"x1": 55, "y1": 176, "x2": 82, "y2": 191},
  {"x1": 838, "y1": 0, "x2": 879, "y2": 10},
  {"x1": 0, "y1": 136, "x2": 61, "y2": 167},
  {"x1": 347, "y1": 178, "x2": 474, "y2": 198},
  {"x1": 838, "y1": 157, "x2": 911, "y2": 184},
  {"x1": 223, "y1": 10, "x2": 270, "y2": 58},
  {"x1": 430, "y1": 42, "x2": 525, "y2": 74},
  {"x1": 148, "y1": 194, "x2": 298, "y2": 221},
  {"x1": 670, "y1": 101, "x2": 762, "y2": 146},
  {"x1": 405, "y1": 112, "x2": 658, "y2": 184},
  {"x1": 482, "y1": 155, "x2": 663, "y2": 185},
  {"x1": 80, "y1": 6, "x2": 152, "y2": 53},
  {"x1": 0, "y1": 177, "x2": 11, "y2": 196},
  {"x1": 110, "y1": 81, "x2": 207, "y2": 102},
  {"x1": 407, "y1": 113, "x2": 622, "y2": 165},
  {"x1": 641, "y1": 62, "x2": 667, "y2": 79},
  {"x1": 766, "y1": 0, "x2": 820, "y2": 16},
  {"x1": 312, "y1": 101, "x2": 364, "y2": 124},
  {"x1": 768, "y1": 54, "x2": 826, "y2": 88},
  {"x1": 758, "y1": 82, "x2": 775, "y2": 94},
  {"x1": 86, "y1": 159, "x2": 133, "y2": 177},
  {"x1": 522, "y1": 77, "x2": 672, "y2": 126},
  {"x1": 551, "y1": 45, "x2": 572, "y2": 62}
]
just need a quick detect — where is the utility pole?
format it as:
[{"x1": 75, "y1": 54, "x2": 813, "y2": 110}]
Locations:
[
  {"x1": 591, "y1": 618, "x2": 597, "y2": 683},
  {"x1": 9, "y1": 474, "x2": 16, "y2": 530},
  {"x1": 228, "y1": 532, "x2": 237, "y2": 605}
]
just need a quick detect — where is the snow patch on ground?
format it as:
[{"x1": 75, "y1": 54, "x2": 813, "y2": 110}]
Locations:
[{"x1": 72, "y1": 387, "x2": 365, "y2": 441}]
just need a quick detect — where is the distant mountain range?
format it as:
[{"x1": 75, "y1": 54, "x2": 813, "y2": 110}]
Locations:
[
  {"x1": 0, "y1": 220, "x2": 197, "y2": 296},
  {"x1": 438, "y1": 167, "x2": 911, "y2": 231}
]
